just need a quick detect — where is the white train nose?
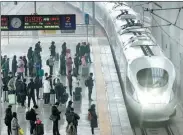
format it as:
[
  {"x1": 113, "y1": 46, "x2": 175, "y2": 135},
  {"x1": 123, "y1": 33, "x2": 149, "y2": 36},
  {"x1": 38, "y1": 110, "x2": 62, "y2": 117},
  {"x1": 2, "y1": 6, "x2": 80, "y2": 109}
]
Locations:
[{"x1": 140, "y1": 102, "x2": 176, "y2": 121}]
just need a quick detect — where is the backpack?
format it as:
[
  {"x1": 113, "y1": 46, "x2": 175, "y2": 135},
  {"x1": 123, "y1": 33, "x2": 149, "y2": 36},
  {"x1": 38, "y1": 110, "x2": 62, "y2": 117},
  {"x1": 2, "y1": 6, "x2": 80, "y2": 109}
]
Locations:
[
  {"x1": 88, "y1": 112, "x2": 92, "y2": 121},
  {"x1": 4, "y1": 116, "x2": 9, "y2": 126},
  {"x1": 85, "y1": 79, "x2": 88, "y2": 87},
  {"x1": 26, "y1": 111, "x2": 31, "y2": 120},
  {"x1": 66, "y1": 113, "x2": 75, "y2": 123}
]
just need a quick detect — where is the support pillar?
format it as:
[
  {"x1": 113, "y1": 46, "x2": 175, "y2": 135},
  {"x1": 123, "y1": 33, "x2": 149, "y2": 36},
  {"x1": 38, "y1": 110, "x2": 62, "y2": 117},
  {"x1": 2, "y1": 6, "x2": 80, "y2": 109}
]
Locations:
[
  {"x1": 82, "y1": 2, "x2": 85, "y2": 23},
  {"x1": 33, "y1": 1, "x2": 38, "y2": 39},
  {"x1": 92, "y1": 2, "x2": 95, "y2": 37},
  {"x1": 34, "y1": 1, "x2": 37, "y2": 13}
]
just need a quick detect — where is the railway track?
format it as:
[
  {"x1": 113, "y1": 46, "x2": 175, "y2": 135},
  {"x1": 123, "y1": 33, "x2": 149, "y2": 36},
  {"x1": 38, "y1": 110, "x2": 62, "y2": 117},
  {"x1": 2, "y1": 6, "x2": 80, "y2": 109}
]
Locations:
[{"x1": 133, "y1": 125, "x2": 179, "y2": 135}]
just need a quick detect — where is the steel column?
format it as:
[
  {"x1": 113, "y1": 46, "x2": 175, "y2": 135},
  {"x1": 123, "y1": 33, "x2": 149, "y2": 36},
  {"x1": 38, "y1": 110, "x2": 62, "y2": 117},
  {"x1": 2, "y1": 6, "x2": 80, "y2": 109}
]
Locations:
[
  {"x1": 34, "y1": 1, "x2": 37, "y2": 14},
  {"x1": 82, "y1": 2, "x2": 85, "y2": 23},
  {"x1": 92, "y1": 2, "x2": 95, "y2": 37}
]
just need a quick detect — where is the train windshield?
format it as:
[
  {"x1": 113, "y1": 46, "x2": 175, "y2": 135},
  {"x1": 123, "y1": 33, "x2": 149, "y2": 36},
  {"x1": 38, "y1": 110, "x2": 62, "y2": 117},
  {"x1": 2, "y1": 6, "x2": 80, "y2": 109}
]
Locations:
[{"x1": 137, "y1": 68, "x2": 169, "y2": 88}]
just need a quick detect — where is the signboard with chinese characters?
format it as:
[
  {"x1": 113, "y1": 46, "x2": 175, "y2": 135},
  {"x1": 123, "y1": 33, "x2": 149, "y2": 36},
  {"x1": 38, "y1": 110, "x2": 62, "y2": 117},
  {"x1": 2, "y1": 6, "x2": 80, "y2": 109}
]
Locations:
[
  {"x1": 60, "y1": 14, "x2": 76, "y2": 30},
  {"x1": 1, "y1": 14, "x2": 76, "y2": 31}
]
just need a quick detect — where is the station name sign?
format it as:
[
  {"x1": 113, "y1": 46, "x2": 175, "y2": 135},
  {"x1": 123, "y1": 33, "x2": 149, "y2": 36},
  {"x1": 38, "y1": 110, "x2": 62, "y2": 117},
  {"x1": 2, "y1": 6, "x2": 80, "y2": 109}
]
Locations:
[{"x1": 1, "y1": 14, "x2": 76, "y2": 31}]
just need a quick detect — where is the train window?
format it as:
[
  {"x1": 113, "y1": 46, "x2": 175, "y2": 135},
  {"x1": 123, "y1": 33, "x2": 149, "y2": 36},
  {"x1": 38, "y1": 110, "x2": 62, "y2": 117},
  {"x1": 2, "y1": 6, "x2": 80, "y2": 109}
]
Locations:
[{"x1": 137, "y1": 68, "x2": 169, "y2": 88}]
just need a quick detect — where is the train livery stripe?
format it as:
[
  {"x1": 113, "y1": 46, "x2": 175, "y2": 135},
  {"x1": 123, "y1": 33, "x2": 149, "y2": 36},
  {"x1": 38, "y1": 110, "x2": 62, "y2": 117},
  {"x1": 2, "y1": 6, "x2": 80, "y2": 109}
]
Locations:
[
  {"x1": 140, "y1": 45, "x2": 148, "y2": 56},
  {"x1": 146, "y1": 46, "x2": 154, "y2": 56}
]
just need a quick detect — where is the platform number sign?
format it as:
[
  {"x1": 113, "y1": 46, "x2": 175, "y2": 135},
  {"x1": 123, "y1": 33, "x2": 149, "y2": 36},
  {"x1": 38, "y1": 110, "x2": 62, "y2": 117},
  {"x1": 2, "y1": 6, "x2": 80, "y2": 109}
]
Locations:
[{"x1": 85, "y1": 14, "x2": 89, "y2": 25}]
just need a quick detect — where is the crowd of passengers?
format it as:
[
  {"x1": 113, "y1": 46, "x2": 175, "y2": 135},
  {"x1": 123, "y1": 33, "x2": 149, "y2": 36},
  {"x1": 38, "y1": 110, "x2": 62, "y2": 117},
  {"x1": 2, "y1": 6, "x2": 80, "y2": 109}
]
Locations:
[{"x1": 2, "y1": 41, "x2": 98, "y2": 135}]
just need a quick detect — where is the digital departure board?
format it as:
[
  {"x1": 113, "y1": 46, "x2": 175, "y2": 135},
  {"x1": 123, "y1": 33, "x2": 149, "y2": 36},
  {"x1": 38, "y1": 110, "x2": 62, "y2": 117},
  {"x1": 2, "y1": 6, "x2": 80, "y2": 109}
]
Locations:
[
  {"x1": 1, "y1": 16, "x2": 9, "y2": 30},
  {"x1": 1, "y1": 14, "x2": 76, "y2": 31}
]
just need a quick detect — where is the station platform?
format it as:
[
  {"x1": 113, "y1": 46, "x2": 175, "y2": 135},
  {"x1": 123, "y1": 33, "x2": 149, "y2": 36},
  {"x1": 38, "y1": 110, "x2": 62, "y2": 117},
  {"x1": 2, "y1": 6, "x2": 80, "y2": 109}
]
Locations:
[
  {"x1": 0, "y1": 37, "x2": 133, "y2": 135},
  {"x1": 1, "y1": 2, "x2": 133, "y2": 135}
]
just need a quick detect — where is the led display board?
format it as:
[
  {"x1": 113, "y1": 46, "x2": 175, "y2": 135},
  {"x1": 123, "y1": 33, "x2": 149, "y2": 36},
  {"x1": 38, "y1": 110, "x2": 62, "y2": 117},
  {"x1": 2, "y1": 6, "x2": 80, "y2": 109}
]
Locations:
[{"x1": 1, "y1": 14, "x2": 76, "y2": 31}]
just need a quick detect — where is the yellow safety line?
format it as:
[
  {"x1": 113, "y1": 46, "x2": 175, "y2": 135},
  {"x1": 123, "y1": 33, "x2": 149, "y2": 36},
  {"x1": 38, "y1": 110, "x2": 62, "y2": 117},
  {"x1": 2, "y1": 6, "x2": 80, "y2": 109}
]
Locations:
[{"x1": 92, "y1": 38, "x2": 112, "y2": 135}]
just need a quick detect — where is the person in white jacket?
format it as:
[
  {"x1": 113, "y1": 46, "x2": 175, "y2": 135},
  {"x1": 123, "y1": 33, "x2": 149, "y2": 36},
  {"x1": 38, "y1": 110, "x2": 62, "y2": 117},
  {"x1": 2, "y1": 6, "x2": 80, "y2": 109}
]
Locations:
[{"x1": 43, "y1": 77, "x2": 51, "y2": 104}]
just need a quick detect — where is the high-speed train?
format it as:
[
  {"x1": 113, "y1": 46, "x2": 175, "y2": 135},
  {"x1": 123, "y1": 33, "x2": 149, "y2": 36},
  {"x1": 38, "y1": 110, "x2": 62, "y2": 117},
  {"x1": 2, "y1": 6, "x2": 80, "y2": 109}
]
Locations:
[
  {"x1": 69, "y1": 2, "x2": 177, "y2": 122},
  {"x1": 97, "y1": 2, "x2": 177, "y2": 122}
]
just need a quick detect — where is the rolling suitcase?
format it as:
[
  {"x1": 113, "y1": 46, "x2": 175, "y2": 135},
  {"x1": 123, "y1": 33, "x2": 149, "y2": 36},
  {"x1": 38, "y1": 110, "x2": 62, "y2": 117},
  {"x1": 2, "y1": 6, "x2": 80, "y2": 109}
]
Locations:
[
  {"x1": 8, "y1": 91, "x2": 16, "y2": 105},
  {"x1": 3, "y1": 91, "x2": 8, "y2": 102},
  {"x1": 73, "y1": 93, "x2": 81, "y2": 101},
  {"x1": 81, "y1": 65, "x2": 89, "y2": 76},
  {"x1": 35, "y1": 123, "x2": 44, "y2": 135},
  {"x1": 75, "y1": 87, "x2": 82, "y2": 94}
]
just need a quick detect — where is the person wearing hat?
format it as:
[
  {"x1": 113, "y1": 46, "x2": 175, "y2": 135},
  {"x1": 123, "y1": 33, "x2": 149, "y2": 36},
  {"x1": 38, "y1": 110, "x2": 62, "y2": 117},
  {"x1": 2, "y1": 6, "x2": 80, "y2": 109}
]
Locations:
[{"x1": 88, "y1": 104, "x2": 98, "y2": 135}]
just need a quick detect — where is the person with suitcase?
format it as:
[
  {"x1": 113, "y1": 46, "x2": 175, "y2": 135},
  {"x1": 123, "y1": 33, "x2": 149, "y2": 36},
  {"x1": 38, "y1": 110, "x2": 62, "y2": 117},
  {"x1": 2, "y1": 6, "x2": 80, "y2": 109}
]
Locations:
[
  {"x1": 26, "y1": 105, "x2": 38, "y2": 135},
  {"x1": 35, "y1": 118, "x2": 44, "y2": 135},
  {"x1": 50, "y1": 105, "x2": 61, "y2": 135}
]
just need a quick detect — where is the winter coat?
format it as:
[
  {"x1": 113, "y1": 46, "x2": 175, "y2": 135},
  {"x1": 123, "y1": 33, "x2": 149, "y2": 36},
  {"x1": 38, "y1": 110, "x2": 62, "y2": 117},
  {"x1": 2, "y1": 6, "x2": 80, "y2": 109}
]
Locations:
[
  {"x1": 76, "y1": 44, "x2": 80, "y2": 55},
  {"x1": 66, "y1": 59, "x2": 73, "y2": 72},
  {"x1": 11, "y1": 118, "x2": 20, "y2": 135},
  {"x1": 5, "y1": 112, "x2": 12, "y2": 126},
  {"x1": 15, "y1": 80, "x2": 23, "y2": 94},
  {"x1": 87, "y1": 76, "x2": 94, "y2": 88},
  {"x1": 27, "y1": 82, "x2": 35, "y2": 96},
  {"x1": 88, "y1": 109, "x2": 98, "y2": 128},
  {"x1": 12, "y1": 58, "x2": 17, "y2": 73},
  {"x1": 43, "y1": 80, "x2": 51, "y2": 93},
  {"x1": 8, "y1": 77, "x2": 16, "y2": 91},
  {"x1": 29, "y1": 108, "x2": 37, "y2": 121},
  {"x1": 23, "y1": 58, "x2": 27, "y2": 68},
  {"x1": 80, "y1": 45, "x2": 86, "y2": 56},
  {"x1": 34, "y1": 77, "x2": 41, "y2": 89},
  {"x1": 17, "y1": 59, "x2": 25, "y2": 73},
  {"x1": 27, "y1": 49, "x2": 33, "y2": 60},
  {"x1": 85, "y1": 45, "x2": 90, "y2": 53}
]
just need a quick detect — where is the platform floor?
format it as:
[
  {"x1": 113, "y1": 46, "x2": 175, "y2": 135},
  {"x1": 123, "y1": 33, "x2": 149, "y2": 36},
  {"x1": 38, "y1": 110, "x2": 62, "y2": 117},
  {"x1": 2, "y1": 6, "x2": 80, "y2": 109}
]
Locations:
[{"x1": 0, "y1": 37, "x2": 133, "y2": 135}]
